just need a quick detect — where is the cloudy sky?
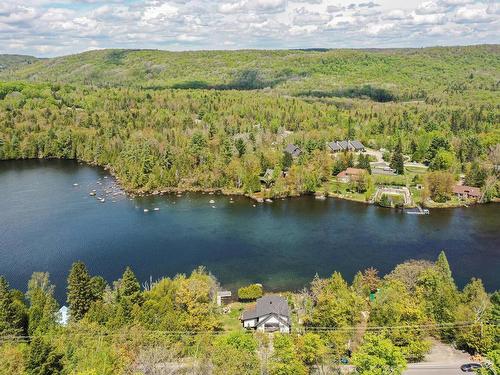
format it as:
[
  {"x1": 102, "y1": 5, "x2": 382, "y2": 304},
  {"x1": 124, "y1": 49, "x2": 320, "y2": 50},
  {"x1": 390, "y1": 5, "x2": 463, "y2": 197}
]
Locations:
[{"x1": 1, "y1": 0, "x2": 499, "y2": 57}]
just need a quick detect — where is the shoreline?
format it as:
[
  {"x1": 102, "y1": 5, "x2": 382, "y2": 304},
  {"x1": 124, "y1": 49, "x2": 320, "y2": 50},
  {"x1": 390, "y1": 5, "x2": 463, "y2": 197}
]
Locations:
[{"x1": 2, "y1": 157, "x2": 496, "y2": 209}]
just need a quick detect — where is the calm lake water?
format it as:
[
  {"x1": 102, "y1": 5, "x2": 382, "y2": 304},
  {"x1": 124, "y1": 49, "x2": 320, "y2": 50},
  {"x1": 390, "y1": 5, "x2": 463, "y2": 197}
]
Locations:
[{"x1": 1, "y1": 159, "x2": 499, "y2": 302}]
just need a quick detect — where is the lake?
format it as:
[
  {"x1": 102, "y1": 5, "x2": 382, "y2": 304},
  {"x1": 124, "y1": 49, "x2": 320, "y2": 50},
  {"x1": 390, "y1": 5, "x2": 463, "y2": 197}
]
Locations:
[{"x1": 1, "y1": 159, "x2": 499, "y2": 302}]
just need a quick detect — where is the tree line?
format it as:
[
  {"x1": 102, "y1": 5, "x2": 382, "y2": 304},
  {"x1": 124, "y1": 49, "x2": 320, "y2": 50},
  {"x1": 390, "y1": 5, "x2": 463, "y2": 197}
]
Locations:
[
  {"x1": 0, "y1": 82, "x2": 498, "y2": 201},
  {"x1": 0, "y1": 252, "x2": 499, "y2": 374}
]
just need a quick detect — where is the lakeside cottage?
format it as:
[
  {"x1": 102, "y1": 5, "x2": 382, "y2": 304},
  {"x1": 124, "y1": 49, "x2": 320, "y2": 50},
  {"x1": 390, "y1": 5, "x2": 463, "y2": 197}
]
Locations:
[
  {"x1": 328, "y1": 140, "x2": 365, "y2": 153},
  {"x1": 284, "y1": 144, "x2": 302, "y2": 158},
  {"x1": 241, "y1": 295, "x2": 291, "y2": 333},
  {"x1": 260, "y1": 168, "x2": 275, "y2": 183},
  {"x1": 336, "y1": 167, "x2": 366, "y2": 183},
  {"x1": 453, "y1": 185, "x2": 481, "y2": 200}
]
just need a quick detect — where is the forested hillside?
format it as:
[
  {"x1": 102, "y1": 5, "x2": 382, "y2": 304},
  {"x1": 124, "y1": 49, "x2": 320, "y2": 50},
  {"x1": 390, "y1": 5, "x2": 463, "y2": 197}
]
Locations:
[
  {"x1": 2, "y1": 46, "x2": 499, "y2": 102},
  {"x1": 0, "y1": 253, "x2": 499, "y2": 374},
  {"x1": 0, "y1": 55, "x2": 39, "y2": 73},
  {"x1": 0, "y1": 46, "x2": 499, "y2": 201}
]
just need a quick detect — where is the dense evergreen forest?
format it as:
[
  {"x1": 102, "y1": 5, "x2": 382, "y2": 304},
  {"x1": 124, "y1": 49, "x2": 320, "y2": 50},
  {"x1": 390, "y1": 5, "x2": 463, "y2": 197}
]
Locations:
[
  {"x1": 0, "y1": 45, "x2": 499, "y2": 200},
  {"x1": 0, "y1": 253, "x2": 498, "y2": 374}
]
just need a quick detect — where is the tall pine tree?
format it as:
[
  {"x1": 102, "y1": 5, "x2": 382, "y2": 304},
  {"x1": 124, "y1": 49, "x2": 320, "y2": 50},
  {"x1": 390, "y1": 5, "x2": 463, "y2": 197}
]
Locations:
[
  {"x1": 25, "y1": 336, "x2": 63, "y2": 375},
  {"x1": 390, "y1": 139, "x2": 405, "y2": 175},
  {"x1": 119, "y1": 266, "x2": 141, "y2": 298},
  {"x1": 67, "y1": 262, "x2": 94, "y2": 321},
  {"x1": 27, "y1": 272, "x2": 59, "y2": 335},
  {"x1": 0, "y1": 276, "x2": 15, "y2": 334},
  {"x1": 0, "y1": 276, "x2": 27, "y2": 335}
]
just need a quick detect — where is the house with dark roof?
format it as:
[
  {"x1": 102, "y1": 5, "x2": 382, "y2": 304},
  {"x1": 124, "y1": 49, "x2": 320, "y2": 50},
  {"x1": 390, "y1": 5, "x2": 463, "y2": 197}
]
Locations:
[
  {"x1": 327, "y1": 140, "x2": 365, "y2": 153},
  {"x1": 453, "y1": 185, "x2": 481, "y2": 200},
  {"x1": 349, "y1": 140, "x2": 365, "y2": 152},
  {"x1": 284, "y1": 144, "x2": 301, "y2": 158},
  {"x1": 327, "y1": 141, "x2": 343, "y2": 153},
  {"x1": 241, "y1": 295, "x2": 291, "y2": 333}
]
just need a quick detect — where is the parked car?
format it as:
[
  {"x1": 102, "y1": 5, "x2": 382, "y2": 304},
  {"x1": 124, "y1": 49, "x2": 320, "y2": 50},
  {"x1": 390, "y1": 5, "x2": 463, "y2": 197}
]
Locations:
[{"x1": 461, "y1": 363, "x2": 482, "y2": 372}]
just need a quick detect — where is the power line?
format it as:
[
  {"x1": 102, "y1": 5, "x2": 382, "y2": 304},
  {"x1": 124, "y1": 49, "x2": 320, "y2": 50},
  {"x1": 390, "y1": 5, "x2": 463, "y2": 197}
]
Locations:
[{"x1": 1, "y1": 321, "x2": 497, "y2": 343}]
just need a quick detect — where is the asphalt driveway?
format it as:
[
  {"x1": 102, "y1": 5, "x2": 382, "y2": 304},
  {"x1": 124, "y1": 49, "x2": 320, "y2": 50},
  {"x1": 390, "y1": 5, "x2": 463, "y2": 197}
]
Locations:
[{"x1": 404, "y1": 340, "x2": 473, "y2": 375}]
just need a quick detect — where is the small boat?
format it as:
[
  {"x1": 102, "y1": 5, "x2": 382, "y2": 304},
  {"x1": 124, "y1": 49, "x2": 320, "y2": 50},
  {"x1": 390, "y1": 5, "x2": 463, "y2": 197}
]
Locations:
[
  {"x1": 99, "y1": 198, "x2": 105, "y2": 203},
  {"x1": 211, "y1": 205, "x2": 216, "y2": 209},
  {"x1": 73, "y1": 183, "x2": 79, "y2": 187},
  {"x1": 89, "y1": 192, "x2": 96, "y2": 196},
  {"x1": 406, "y1": 207, "x2": 430, "y2": 215},
  {"x1": 265, "y1": 199, "x2": 273, "y2": 203},
  {"x1": 144, "y1": 209, "x2": 149, "y2": 213},
  {"x1": 209, "y1": 199, "x2": 215, "y2": 204},
  {"x1": 153, "y1": 207, "x2": 160, "y2": 211}
]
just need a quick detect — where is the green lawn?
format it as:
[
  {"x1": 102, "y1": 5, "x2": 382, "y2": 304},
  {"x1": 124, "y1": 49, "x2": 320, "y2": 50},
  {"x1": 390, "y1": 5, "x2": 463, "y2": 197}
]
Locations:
[
  {"x1": 405, "y1": 166, "x2": 428, "y2": 175},
  {"x1": 325, "y1": 180, "x2": 372, "y2": 203},
  {"x1": 220, "y1": 302, "x2": 252, "y2": 331}
]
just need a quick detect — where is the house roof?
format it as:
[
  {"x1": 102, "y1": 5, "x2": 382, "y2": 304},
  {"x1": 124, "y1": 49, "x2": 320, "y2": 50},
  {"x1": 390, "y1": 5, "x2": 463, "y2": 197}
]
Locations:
[
  {"x1": 453, "y1": 185, "x2": 481, "y2": 197},
  {"x1": 264, "y1": 168, "x2": 274, "y2": 177},
  {"x1": 338, "y1": 140, "x2": 350, "y2": 150},
  {"x1": 241, "y1": 295, "x2": 290, "y2": 321},
  {"x1": 256, "y1": 312, "x2": 290, "y2": 328},
  {"x1": 346, "y1": 167, "x2": 365, "y2": 175},
  {"x1": 349, "y1": 140, "x2": 365, "y2": 150},
  {"x1": 328, "y1": 141, "x2": 342, "y2": 151},
  {"x1": 285, "y1": 144, "x2": 301, "y2": 156},
  {"x1": 337, "y1": 167, "x2": 365, "y2": 178}
]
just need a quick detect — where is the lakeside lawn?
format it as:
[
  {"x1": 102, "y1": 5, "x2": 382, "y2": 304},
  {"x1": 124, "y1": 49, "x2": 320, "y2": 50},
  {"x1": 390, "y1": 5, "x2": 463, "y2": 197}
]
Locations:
[{"x1": 221, "y1": 301, "x2": 249, "y2": 332}]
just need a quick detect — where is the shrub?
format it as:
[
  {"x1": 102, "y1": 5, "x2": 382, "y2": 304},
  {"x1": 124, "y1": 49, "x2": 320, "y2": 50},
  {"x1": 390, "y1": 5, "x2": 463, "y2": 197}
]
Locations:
[{"x1": 238, "y1": 284, "x2": 263, "y2": 301}]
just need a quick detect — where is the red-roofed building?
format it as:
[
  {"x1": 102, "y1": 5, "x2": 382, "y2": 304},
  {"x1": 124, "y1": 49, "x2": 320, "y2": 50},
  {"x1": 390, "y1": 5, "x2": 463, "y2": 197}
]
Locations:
[
  {"x1": 453, "y1": 185, "x2": 481, "y2": 200},
  {"x1": 336, "y1": 167, "x2": 366, "y2": 183}
]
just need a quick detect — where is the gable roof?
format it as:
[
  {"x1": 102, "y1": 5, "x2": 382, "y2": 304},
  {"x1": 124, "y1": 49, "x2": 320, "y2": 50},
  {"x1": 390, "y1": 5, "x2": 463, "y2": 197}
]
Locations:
[
  {"x1": 338, "y1": 140, "x2": 350, "y2": 150},
  {"x1": 453, "y1": 185, "x2": 481, "y2": 197},
  {"x1": 346, "y1": 167, "x2": 365, "y2": 175},
  {"x1": 242, "y1": 295, "x2": 290, "y2": 320},
  {"x1": 328, "y1": 141, "x2": 342, "y2": 152},
  {"x1": 285, "y1": 144, "x2": 301, "y2": 157},
  {"x1": 349, "y1": 140, "x2": 365, "y2": 150},
  {"x1": 255, "y1": 312, "x2": 290, "y2": 328}
]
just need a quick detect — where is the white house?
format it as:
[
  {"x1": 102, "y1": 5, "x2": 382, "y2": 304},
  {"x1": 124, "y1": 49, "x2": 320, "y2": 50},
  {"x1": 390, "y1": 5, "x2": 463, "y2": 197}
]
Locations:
[
  {"x1": 57, "y1": 306, "x2": 69, "y2": 326},
  {"x1": 241, "y1": 295, "x2": 291, "y2": 333}
]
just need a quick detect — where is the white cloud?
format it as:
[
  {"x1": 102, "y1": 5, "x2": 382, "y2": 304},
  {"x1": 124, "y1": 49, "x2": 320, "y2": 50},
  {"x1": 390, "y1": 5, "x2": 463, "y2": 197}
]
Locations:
[
  {"x1": 142, "y1": 2, "x2": 178, "y2": 21},
  {"x1": 176, "y1": 33, "x2": 203, "y2": 42},
  {"x1": 415, "y1": 1, "x2": 448, "y2": 15},
  {"x1": 364, "y1": 22, "x2": 395, "y2": 35},
  {"x1": 409, "y1": 11, "x2": 447, "y2": 25},
  {"x1": 454, "y1": 4, "x2": 496, "y2": 23}
]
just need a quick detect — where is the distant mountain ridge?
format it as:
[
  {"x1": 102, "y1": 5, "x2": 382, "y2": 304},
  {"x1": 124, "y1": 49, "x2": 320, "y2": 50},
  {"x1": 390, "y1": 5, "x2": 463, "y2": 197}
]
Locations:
[
  {"x1": 0, "y1": 54, "x2": 40, "y2": 72},
  {"x1": 1, "y1": 45, "x2": 499, "y2": 102}
]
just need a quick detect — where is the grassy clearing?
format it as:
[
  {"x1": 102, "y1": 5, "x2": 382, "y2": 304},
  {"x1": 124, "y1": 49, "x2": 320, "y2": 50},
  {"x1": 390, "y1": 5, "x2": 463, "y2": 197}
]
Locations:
[
  {"x1": 325, "y1": 180, "x2": 372, "y2": 203},
  {"x1": 220, "y1": 301, "x2": 252, "y2": 332}
]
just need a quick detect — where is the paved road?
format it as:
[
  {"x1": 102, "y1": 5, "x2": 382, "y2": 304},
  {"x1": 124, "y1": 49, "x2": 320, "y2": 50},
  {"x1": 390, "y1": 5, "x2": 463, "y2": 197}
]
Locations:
[{"x1": 404, "y1": 340, "x2": 472, "y2": 375}]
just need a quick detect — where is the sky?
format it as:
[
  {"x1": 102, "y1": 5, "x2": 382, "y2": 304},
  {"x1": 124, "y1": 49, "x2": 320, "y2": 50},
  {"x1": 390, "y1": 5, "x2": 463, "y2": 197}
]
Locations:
[{"x1": 0, "y1": 0, "x2": 499, "y2": 57}]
